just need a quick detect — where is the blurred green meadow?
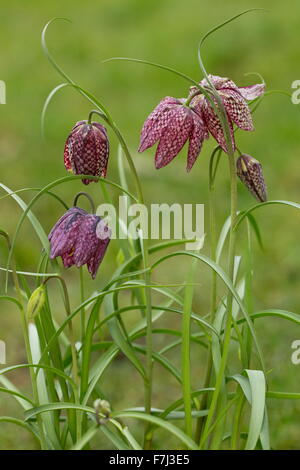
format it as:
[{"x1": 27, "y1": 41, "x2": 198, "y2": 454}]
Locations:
[{"x1": 1, "y1": 0, "x2": 300, "y2": 449}]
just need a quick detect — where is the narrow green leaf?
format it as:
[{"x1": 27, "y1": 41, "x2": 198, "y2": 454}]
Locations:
[
  {"x1": 244, "y1": 370, "x2": 266, "y2": 450},
  {"x1": 235, "y1": 200, "x2": 300, "y2": 231},
  {"x1": 25, "y1": 402, "x2": 95, "y2": 421},
  {"x1": 111, "y1": 411, "x2": 198, "y2": 450}
]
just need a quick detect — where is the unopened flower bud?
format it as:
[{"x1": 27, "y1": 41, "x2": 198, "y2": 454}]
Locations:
[
  {"x1": 64, "y1": 120, "x2": 109, "y2": 185},
  {"x1": 236, "y1": 154, "x2": 267, "y2": 202},
  {"x1": 27, "y1": 285, "x2": 46, "y2": 321},
  {"x1": 94, "y1": 399, "x2": 111, "y2": 425}
]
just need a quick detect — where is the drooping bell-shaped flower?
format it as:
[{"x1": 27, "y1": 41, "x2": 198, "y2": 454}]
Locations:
[
  {"x1": 64, "y1": 121, "x2": 109, "y2": 185},
  {"x1": 236, "y1": 154, "x2": 267, "y2": 202},
  {"x1": 138, "y1": 96, "x2": 209, "y2": 171},
  {"x1": 48, "y1": 207, "x2": 110, "y2": 278},
  {"x1": 190, "y1": 75, "x2": 265, "y2": 153}
]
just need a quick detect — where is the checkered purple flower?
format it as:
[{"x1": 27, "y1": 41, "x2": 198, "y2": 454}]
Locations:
[
  {"x1": 64, "y1": 121, "x2": 109, "y2": 185},
  {"x1": 138, "y1": 96, "x2": 209, "y2": 171},
  {"x1": 236, "y1": 154, "x2": 267, "y2": 202},
  {"x1": 48, "y1": 207, "x2": 110, "y2": 278},
  {"x1": 190, "y1": 75, "x2": 265, "y2": 153}
]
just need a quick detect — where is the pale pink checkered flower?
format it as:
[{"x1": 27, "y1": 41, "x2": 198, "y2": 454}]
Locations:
[
  {"x1": 64, "y1": 121, "x2": 109, "y2": 185},
  {"x1": 48, "y1": 207, "x2": 111, "y2": 278},
  {"x1": 190, "y1": 75, "x2": 265, "y2": 153},
  {"x1": 138, "y1": 96, "x2": 208, "y2": 171}
]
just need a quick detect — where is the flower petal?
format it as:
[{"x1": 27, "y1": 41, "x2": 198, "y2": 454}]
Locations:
[
  {"x1": 64, "y1": 139, "x2": 72, "y2": 171},
  {"x1": 72, "y1": 215, "x2": 101, "y2": 266},
  {"x1": 61, "y1": 252, "x2": 75, "y2": 268},
  {"x1": 186, "y1": 113, "x2": 208, "y2": 171},
  {"x1": 202, "y1": 98, "x2": 235, "y2": 153},
  {"x1": 221, "y1": 88, "x2": 254, "y2": 131},
  {"x1": 200, "y1": 75, "x2": 237, "y2": 91},
  {"x1": 238, "y1": 83, "x2": 265, "y2": 101},
  {"x1": 86, "y1": 219, "x2": 111, "y2": 278},
  {"x1": 81, "y1": 124, "x2": 109, "y2": 184},
  {"x1": 138, "y1": 97, "x2": 180, "y2": 153},
  {"x1": 49, "y1": 208, "x2": 86, "y2": 259},
  {"x1": 154, "y1": 107, "x2": 192, "y2": 169}
]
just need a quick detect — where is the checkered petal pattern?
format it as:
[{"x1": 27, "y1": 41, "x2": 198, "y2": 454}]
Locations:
[
  {"x1": 64, "y1": 121, "x2": 109, "y2": 185},
  {"x1": 139, "y1": 97, "x2": 208, "y2": 170},
  {"x1": 201, "y1": 96, "x2": 235, "y2": 153},
  {"x1": 236, "y1": 154, "x2": 267, "y2": 202},
  {"x1": 196, "y1": 75, "x2": 265, "y2": 152}
]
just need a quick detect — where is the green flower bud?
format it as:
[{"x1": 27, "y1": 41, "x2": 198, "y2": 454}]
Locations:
[
  {"x1": 27, "y1": 285, "x2": 46, "y2": 321},
  {"x1": 93, "y1": 399, "x2": 111, "y2": 425}
]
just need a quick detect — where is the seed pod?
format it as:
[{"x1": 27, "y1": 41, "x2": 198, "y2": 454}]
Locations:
[{"x1": 236, "y1": 154, "x2": 267, "y2": 202}]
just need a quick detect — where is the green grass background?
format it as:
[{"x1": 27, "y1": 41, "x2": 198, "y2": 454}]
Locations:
[{"x1": 0, "y1": 0, "x2": 300, "y2": 449}]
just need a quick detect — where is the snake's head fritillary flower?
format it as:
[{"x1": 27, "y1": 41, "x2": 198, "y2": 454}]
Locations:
[
  {"x1": 64, "y1": 121, "x2": 109, "y2": 185},
  {"x1": 138, "y1": 96, "x2": 209, "y2": 171},
  {"x1": 190, "y1": 75, "x2": 265, "y2": 153},
  {"x1": 48, "y1": 207, "x2": 111, "y2": 279},
  {"x1": 236, "y1": 154, "x2": 267, "y2": 202}
]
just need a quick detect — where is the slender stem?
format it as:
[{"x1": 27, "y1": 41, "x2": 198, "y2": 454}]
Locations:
[
  {"x1": 0, "y1": 232, "x2": 48, "y2": 449},
  {"x1": 201, "y1": 395, "x2": 239, "y2": 445},
  {"x1": 199, "y1": 151, "x2": 237, "y2": 449},
  {"x1": 208, "y1": 149, "x2": 221, "y2": 322},
  {"x1": 87, "y1": 109, "x2": 153, "y2": 448},
  {"x1": 231, "y1": 389, "x2": 245, "y2": 449},
  {"x1": 43, "y1": 276, "x2": 79, "y2": 386},
  {"x1": 43, "y1": 275, "x2": 81, "y2": 442},
  {"x1": 79, "y1": 267, "x2": 85, "y2": 345},
  {"x1": 142, "y1": 252, "x2": 153, "y2": 449},
  {"x1": 195, "y1": 149, "x2": 219, "y2": 443},
  {"x1": 182, "y1": 261, "x2": 197, "y2": 439},
  {"x1": 244, "y1": 219, "x2": 253, "y2": 368},
  {"x1": 185, "y1": 89, "x2": 202, "y2": 107},
  {"x1": 73, "y1": 192, "x2": 95, "y2": 213}
]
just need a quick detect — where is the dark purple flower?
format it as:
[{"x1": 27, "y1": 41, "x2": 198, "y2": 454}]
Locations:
[
  {"x1": 190, "y1": 75, "x2": 265, "y2": 153},
  {"x1": 48, "y1": 207, "x2": 110, "y2": 278},
  {"x1": 64, "y1": 121, "x2": 109, "y2": 185},
  {"x1": 138, "y1": 96, "x2": 208, "y2": 171},
  {"x1": 236, "y1": 154, "x2": 267, "y2": 202}
]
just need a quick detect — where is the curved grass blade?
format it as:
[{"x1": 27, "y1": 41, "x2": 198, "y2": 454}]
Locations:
[
  {"x1": 235, "y1": 200, "x2": 300, "y2": 231},
  {"x1": 151, "y1": 251, "x2": 265, "y2": 372},
  {"x1": 0, "y1": 416, "x2": 38, "y2": 438},
  {"x1": 236, "y1": 309, "x2": 300, "y2": 327},
  {"x1": 266, "y1": 391, "x2": 300, "y2": 399},
  {"x1": 0, "y1": 386, "x2": 33, "y2": 407},
  {"x1": 25, "y1": 402, "x2": 95, "y2": 421},
  {"x1": 100, "y1": 424, "x2": 131, "y2": 450},
  {"x1": 102, "y1": 57, "x2": 200, "y2": 88},
  {"x1": 244, "y1": 370, "x2": 266, "y2": 450},
  {"x1": 0, "y1": 364, "x2": 76, "y2": 389},
  {"x1": 0, "y1": 295, "x2": 22, "y2": 310},
  {"x1": 111, "y1": 410, "x2": 198, "y2": 450}
]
